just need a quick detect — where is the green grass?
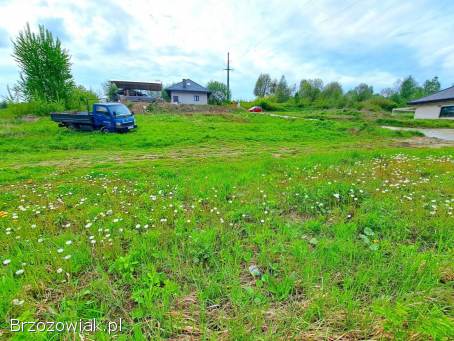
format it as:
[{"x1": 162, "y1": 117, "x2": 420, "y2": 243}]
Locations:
[
  {"x1": 377, "y1": 117, "x2": 454, "y2": 129},
  {"x1": 0, "y1": 111, "x2": 453, "y2": 340}
]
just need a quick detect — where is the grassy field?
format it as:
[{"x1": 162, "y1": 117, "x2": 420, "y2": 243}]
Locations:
[{"x1": 0, "y1": 110, "x2": 453, "y2": 340}]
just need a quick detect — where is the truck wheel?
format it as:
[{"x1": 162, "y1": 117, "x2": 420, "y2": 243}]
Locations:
[{"x1": 100, "y1": 126, "x2": 109, "y2": 133}]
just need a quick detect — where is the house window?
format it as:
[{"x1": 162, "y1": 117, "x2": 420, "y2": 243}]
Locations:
[
  {"x1": 194, "y1": 95, "x2": 200, "y2": 102},
  {"x1": 173, "y1": 95, "x2": 179, "y2": 103},
  {"x1": 440, "y1": 106, "x2": 454, "y2": 118}
]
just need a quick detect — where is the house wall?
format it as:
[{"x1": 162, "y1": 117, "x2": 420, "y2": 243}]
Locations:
[
  {"x1": 414, "y1": 101, "x2": 454, "y2": 119},
  {"x1": 170, "y1": 91, "x2": 208, "y2": 105}
]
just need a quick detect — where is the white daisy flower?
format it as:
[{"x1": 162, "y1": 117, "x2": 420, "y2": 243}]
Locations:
[{"x1": 12, "y1": 298, "x2": 24, "y2": 306}]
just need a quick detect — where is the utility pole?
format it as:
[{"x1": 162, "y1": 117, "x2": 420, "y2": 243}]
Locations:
[{"x1": 224, "y1": 52, "x2": 233, "y2": 100}]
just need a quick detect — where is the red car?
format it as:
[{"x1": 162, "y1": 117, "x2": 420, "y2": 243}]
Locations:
[{"x1": 248, "y1": 106, "x2": 263, "y2": 112}]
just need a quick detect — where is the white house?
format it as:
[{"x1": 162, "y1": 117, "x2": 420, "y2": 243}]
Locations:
[
  {"x1": 165, "y1": 79, "x2": 210, "y2": 105},
  {"x1": 409, "y1": 86, "x2": 454, "y2": 119}
]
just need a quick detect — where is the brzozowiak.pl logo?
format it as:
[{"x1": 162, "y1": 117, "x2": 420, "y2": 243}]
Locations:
[{"x1": 9, "y1": 318, "x2": 123, "y2": 334}]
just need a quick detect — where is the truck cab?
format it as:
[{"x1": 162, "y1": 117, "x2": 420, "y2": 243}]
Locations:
[{"x1": 93, "y1": 103, "x2": 136, "y2": 132}]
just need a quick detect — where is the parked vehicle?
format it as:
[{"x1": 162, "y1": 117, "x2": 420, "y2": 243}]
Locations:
[
  {"x1": 51, "y1": 103, "x2": 137, "y2": 133},
  {"x1": 248, "y1": 106, "x2": 263, "y2": 112}
]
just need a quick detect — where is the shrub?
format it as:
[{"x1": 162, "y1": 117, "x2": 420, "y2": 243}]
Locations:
[
  {"x1": 6, "y1": 100, "x2": 65, "y2": 117},
  {"x1": 361, "y1": 97, "x2": 397, "y2": 112},
  {"x1": 65, "y1": 85, "x2": 98, "y2": 111},
  {"x1": 313, "y1": 97, "x2": 346, "y2": 109},
  {"x1": 0, "y1": 100, "x2": 7, "y2": 109},
  {"x1": 253, "y1": 99, "x2": 279, "y2": 111}
]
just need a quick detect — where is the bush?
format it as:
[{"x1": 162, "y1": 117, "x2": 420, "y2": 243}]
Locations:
[
  {"x1": 0, "y1": 100, "x2": 7, "y2": 109},
  {"x1": 313, "y1": 97, "x2": 346, "y2": 109},
  {"x1": 361, "y1": 97, "x2": 397, "y2": 112},
  {"x1": 6, "y1": 100, "x2": 65, "y2": 117},
  {"x1": 65, "y1": 85, "x2": 98, "y2": 111},
  {"x1": 253, "y1": 99, "x2": 280, "y2": 111},
  {"x1": 240, "y1": 99, "x2": 277, "y2": 111}
]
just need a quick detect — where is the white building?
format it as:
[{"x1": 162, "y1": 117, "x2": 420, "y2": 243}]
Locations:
[
  {"x1": 409, "y1": 86, "x2": 454, "y2": 119},
  {"x1": 165, "y1": 79, "x2": 210, "y2": 105}
]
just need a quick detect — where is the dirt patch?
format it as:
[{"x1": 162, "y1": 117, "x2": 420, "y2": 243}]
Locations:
[
  {"x1": 20, "y1": 115, "x2": 40, "y2": 122},
  {"x1": 394, "y1": 136, "x2": 454, "y2": 148},
  {"x1": 143, "y1": 102, "x2": 240, "y2": 114}
]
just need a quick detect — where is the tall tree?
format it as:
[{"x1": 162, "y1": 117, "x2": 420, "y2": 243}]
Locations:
[
  {"x1": 399, "y1": 76, "x2": 420, "y2": 100},
  {"x1": 253, "y1": 73, "x2": 272, "y2": 97},
  {"x1": 161, "y1": 86, "x2": 171, "y2": 102},
  {"x1": 12, "y1": 23, "x2": 74, "y2": 103},
  {"x1": 269, "y1": 78, "x2": 278, "y2": 95},
  {"x1": 207, "y1": 81, "x2": 230, "y2": 104},
  {"x1": 299, "y1": 79, "x2": 323, "y2": 102},
  {"x1": 380, "y1": 87, "x2": 396, "y2": 98},
  {"x1": 322, "y1": 82, "x2": 343, "y2": 99},
  {"x1": 103, "y1": 81, "x2": 119, "y2": 102},
  {"x1": 423, "y1": 76, "x2": 441, "y2": 96},
  {"x1": 275, "y1": 75, "x2": 291, "y2": 103},
  {"x1": 352, "y1": 83, "x2": 373, "y2": 101}
]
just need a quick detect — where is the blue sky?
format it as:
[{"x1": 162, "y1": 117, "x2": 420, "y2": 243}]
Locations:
[{"x1": 0, "y1": 0, "x2": 453, "y2": 100}]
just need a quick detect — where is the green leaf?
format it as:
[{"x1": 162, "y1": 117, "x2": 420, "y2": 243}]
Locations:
[
  {"x1": 309, "y1": 237, "x2": 318, "y2": 246},
  {"x1": 364, "y1": 227, "x2": 375, "y2": 236},
  {"x1": 369, "y1": 244, "x2": 379, "y2": 251},
  {"x1": 359, "y1": 234, "x2": 370, "y2": 244}
]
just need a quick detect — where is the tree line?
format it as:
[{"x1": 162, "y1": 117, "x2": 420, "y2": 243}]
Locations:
[{"x1": 253, "y1": 73, "x2": 442, "y2": 110}]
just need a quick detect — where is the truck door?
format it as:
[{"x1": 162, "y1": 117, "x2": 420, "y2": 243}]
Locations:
[{"x1": 93, "y1": 105, "x2": 113, "y2": 129}]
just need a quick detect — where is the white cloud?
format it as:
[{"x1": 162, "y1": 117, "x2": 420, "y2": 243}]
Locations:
[{"x1": 0, "y1": 0, "x2": 453, "y2": 99}]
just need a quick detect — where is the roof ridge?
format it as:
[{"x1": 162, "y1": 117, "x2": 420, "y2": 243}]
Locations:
[
  {"x1": 408, "y1": 85, "x2": 454, "y2": 105},
  {"x1": 431, "y1": 85, "x2": 454, "y2": 94},
  {"x1": 165, "y1": 79, "x2": 209, "y2": 93}
]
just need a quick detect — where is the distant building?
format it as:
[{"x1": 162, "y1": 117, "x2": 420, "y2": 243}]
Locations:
[
  {"x1": 165, "y1": 79, "x2": 210, "y2": 105},
  {"x1": 111, "y1": 80, "x2": 162, "y2": 102},
  {"x1": 409, "y1": 86, "x2": 454, "y2": 119}
]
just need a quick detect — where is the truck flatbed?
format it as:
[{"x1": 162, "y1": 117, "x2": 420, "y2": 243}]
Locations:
[{"x1": 50, "y1": 112, "x2": 93, "y2": 125}]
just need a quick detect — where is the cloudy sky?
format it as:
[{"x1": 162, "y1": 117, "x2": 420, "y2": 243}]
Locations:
[{"x1": 0, "y1": 0, "x2": 453, "y2": 99}]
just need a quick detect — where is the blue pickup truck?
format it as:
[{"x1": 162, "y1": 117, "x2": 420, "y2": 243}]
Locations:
[{"x1": 51, "y1": 103, "x2": 137, "y2": 133}]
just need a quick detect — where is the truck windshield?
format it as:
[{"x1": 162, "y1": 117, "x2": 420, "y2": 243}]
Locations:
[{"x1": 110, "y1": 105, "x2": 131, "y2": 117}]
